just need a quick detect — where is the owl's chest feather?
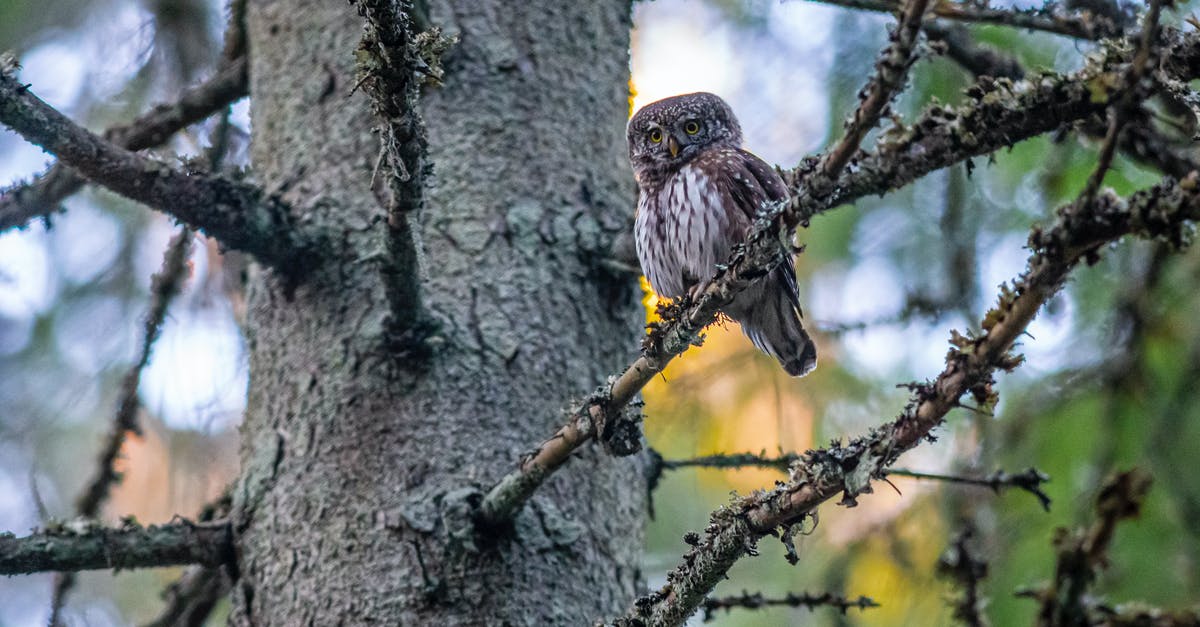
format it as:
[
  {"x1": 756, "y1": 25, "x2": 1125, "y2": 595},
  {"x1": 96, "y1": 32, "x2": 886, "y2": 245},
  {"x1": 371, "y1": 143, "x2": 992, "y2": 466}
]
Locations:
[{"x1": 635, "y1": 164, "x2": 733, "y2": 299}]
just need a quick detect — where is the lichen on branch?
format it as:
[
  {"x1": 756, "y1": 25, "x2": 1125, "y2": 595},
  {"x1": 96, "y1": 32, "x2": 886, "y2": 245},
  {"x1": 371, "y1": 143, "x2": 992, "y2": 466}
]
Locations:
[{"x1": 0, "y1": 519, "x2": 233, "y2": 575}]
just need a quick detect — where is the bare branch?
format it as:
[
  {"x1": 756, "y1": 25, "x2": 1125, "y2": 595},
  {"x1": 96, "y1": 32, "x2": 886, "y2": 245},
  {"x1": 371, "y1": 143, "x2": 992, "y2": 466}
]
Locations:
[
  {"x1": 611, "y1": 176, "x2": 1200, "y2": 626},
  {"x1": 1090, "y1": 604, "x2": 1200, "y2": 627},
  {"x1": 647, "y1": 449, "x2": 1050, "y2": 508},
  {"x1": 819, "y1": 292, "x2": 953, "y2": 336},
  {"x1": 0, "y1": 56, "x2": 248, "y2": 233},
  {"x1": 803, "y1": 0, "x2": 1118, "y2": 40},
  {"x1": 76, "y1": 228, "x2": 194, "y2": 516},
  {"x1": 0, "y1": 520, "x2": 233, "y2": 575},
  {"x1": 656, "y1": 451, "x2": 799, "y2": 473},
  {"x1": 885, "y1": 467, "x2": 1052, "y2": 511},
  {"x1": 0, "y1": 63, "x2": 325, "y2": 276},
  {"x1": 701, "y1": 590, "x2": 878, "y2": 622}
]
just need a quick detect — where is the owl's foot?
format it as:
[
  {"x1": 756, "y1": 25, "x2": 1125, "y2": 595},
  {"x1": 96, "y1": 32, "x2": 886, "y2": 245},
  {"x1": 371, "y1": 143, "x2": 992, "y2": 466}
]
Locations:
[{"x1": 686, "y1": 280, "x2": 712, "y2": 303}]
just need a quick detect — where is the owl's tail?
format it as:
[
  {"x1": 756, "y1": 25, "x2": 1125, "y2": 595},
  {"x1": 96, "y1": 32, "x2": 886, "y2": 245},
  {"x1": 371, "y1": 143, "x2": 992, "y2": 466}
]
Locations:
[{"x1": 729, "y1": 267, "x2": 817, "y2": 377}]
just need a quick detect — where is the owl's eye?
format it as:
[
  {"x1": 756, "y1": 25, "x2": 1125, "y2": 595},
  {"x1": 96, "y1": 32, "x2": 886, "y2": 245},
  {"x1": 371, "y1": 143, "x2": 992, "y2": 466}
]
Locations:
[
  {"x1": 649, "y1": 129, "x2": 663, "y2": 143},
  {"x1": 684, "y1": 121, "x2": 701, "y2": 135}
]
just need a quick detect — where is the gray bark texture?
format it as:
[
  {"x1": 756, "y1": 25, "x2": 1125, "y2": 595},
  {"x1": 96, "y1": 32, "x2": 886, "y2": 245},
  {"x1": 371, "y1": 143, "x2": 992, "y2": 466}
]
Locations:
[{"x1": 231, "y1": 1, "x2": 645, "y2": 624}]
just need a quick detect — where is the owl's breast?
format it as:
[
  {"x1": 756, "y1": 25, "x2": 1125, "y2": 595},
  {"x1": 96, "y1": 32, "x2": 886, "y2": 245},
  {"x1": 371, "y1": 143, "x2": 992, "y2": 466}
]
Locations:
[{"x1": 634, "y1": 164, "x2": 735, "y2": 299}]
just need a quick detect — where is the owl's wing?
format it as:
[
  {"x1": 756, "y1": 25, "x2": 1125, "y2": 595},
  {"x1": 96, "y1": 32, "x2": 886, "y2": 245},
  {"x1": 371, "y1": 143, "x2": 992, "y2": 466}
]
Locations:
[
  {"x1": 734, "y1": 148, "x2": 789, "y2": 205},
  {"x1": 715, "y1": 149, "x2": 802, "y2": 316}
]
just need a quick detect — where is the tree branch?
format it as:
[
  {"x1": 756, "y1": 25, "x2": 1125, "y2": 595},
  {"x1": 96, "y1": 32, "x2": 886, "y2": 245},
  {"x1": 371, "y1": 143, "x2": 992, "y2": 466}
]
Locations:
[
  {"x1": 804, "y1": 0, "x2": 1118, "y2": 40},
  {"x1": 701, "y1": 590, "x2": 878, "y2": 622},
  {"x1": 0, "y1": 520, "x2": 233, "y2": 575},
  {"x1": 1079, "y1": 0, "x2": 1163, "y2": 206},
  {"x1": 885, "y1": 467, "x2": 1052, "y2": 511},
  {"x1": 0, "y1": 56, "x2": 248, "y2": 233},
  {"x1": 926, "y1": 22, "x2": 1025, "y2": 80},
  {"x1": 0, "y1": 60, "x2": 325, "y2": 276},
  {"x1": 611, "y1": 176, "x2": 1200, "y2": 626},
  {"x1": 646, "y1": 450, "x2": 1050, "y2": 509},
  {"x1": 75, "y1": 228, "x2": 194, "y2": 516}
]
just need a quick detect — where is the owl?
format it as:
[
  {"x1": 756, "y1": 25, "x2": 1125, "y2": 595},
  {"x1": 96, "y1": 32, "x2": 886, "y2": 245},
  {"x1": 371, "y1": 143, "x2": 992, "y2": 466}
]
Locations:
[{"x1": 628, "y1": 92, "x2": 816, "y2": 377}]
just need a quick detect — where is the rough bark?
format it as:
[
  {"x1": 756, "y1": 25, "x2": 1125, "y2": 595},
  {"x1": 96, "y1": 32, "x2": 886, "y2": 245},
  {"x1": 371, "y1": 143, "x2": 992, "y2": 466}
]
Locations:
[{"x1": 231, "y1": 1, "x2": 643, "y2": 625}]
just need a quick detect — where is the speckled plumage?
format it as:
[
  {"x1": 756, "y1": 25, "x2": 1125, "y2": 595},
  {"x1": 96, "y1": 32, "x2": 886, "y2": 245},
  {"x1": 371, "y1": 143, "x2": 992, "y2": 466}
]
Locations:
[{"x1": 628, "y1": 92, "x2": 816, "y2": 376}]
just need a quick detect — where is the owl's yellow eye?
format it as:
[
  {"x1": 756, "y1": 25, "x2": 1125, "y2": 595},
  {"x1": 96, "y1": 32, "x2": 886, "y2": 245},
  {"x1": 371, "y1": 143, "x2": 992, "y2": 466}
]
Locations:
[
  {"x1": 649, "y1": 129, "x2": 663, "y2": 143},
  {"x1": 684, "y1": 121, "x2": 701, "y2": 135}
]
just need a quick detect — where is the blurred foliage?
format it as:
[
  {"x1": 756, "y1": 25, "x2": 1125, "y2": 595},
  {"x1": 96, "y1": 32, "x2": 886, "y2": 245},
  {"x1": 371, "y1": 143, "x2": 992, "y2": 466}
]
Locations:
[{"x1": 1, "y1": 0, "x2": 1199, "y2": 625}]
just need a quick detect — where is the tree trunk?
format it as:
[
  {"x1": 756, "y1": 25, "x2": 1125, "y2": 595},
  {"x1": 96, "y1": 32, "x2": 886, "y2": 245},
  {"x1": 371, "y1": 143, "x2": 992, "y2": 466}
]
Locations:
[{"x1": 231, "y1": 1, "x2": 644, "y2": 624}]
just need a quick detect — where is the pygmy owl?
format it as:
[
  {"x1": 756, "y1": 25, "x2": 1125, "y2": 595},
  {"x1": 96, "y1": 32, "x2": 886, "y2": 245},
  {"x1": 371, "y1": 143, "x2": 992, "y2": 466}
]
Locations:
[{"x1": 628, "y1": 92, "x2": 816, "y2": 376}]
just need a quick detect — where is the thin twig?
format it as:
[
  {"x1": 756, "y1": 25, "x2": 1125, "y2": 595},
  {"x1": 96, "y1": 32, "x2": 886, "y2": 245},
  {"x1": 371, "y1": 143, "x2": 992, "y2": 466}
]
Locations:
[
  {"x1": 800, "y1": 0, "x2": 1117, "y2": 40},
  {"x1": 701, "y1": 590, "x2": 879, "y2": 622},
  {"x1": 140, "y1": 491, "x2": 233, "y2": 627},
  {"x1": 885, "y1": 467, "x2": 1052, "y2": 511},
  {"x1": 819, "y1": 292, "x2": 953, "y2": 336},
  {"x1": 76, "y1": 229, "x2": 194, "y2": 515},
  {"x1": 647, "y1": 450, "x2": 1051, "y2": 508},
  {"x1": 141, "y1": 567, "x2": 229, "y2": 627},
  {"x1": 926, "y1": 22, "x2": 1025, "y2": 80}
]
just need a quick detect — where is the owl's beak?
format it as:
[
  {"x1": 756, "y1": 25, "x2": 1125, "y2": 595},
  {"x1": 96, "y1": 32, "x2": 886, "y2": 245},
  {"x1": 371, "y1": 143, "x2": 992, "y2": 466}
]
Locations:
[{"x1": 667, "y1": 135, "x2": 680, "y2": 158}]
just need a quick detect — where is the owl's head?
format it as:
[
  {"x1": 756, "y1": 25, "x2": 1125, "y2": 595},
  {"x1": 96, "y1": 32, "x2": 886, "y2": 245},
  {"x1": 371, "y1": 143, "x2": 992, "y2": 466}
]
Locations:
[{"x1": 627, "y1": 92, "x2": 743, "y2": 185}]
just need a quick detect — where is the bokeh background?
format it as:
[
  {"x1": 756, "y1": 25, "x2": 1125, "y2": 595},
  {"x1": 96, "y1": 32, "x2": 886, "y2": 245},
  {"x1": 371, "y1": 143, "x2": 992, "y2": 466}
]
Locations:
[{"x1": 2, "y1": 0, "x2": 1198, "y2": 624}]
